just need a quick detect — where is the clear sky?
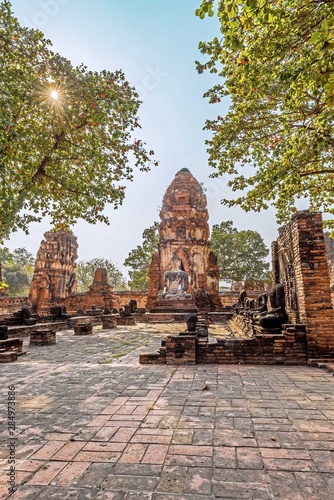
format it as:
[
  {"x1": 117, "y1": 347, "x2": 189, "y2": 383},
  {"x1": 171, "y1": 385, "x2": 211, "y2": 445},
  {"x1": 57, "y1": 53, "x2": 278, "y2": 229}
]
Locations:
[{"x1": 7, "y1": 0, "x2": 281, "y2": 275}]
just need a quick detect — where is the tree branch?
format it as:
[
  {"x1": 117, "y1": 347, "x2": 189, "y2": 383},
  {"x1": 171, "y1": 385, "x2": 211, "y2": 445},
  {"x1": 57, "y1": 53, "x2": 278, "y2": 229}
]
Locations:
[{"x1": 300, "y1": 169, "x2": 334, "y2": 177}]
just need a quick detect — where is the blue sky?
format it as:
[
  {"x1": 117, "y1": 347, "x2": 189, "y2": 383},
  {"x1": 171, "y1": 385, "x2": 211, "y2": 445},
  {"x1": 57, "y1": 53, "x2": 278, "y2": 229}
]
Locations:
[{"x1": 7, "y1": 0, "x2": 279, "y2": 274}]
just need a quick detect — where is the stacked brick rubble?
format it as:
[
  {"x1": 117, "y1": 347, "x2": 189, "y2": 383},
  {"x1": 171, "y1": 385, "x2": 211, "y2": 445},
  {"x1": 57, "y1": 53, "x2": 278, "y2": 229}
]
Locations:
[
  {"x1": 147, "y1": 168, "x2": 221, "y2": 311},
  {"x1": 29, "y1": 231, "x2": 78, "y2": 314},
  {"x1": 274, "y1": 211, "x2": 334, "y2": 358}
]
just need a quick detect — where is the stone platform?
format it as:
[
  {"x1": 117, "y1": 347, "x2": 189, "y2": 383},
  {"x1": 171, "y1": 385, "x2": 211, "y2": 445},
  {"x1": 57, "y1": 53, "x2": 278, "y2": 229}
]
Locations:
[
  {"x1": 142, "y1": 312, "x2": 233, "y2": 324},
  {"x1": 149, "y1": 299, "x2": 198, "y2": 314},
  {"x1": 0, "y1": 324, "x2": 333, "y2": 499},
  {"x1": 7, "y1": 321, "x2": 69, "y2": 338},
  {"x1": 69, "y1": 316, "x2": 102, "y2": 328}
]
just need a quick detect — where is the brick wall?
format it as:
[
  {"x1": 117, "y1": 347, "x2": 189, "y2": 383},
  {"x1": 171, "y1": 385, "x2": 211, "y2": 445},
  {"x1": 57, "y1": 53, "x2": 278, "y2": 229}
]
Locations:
[
  {"x1": 275, "y1": 211, "x2": 334, "y2": 358},
  {"x1": 0, "y1": 296, "x2": 27, "y2": 317},
  {"x1": 197, "y1": 327, "x2": 307, "y2": 365},
  {"x1": 114, "y1": 291, "x2": 148, "y2": 309},
  {"x1": 166, "y1": 335, "x2": 197, "y2": 365},
  {"x1": 140, "y1": 326, "x2": 307, "y2": 365}
]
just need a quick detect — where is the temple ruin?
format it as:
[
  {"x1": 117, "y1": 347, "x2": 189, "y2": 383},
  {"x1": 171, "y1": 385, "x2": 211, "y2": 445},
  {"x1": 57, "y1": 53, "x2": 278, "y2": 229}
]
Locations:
[
  {"x1": 141, "y1": 210, "x2": 334, "y2": 365},
  {"x1": 147, "y1": 168, "x2": 221, "y2": 313},
  {"x1": 29, "y1": 230, "x2": 78, "y2": 314},
  {"x1": 1, "y1": 169, "x2": 334, "y2": 367},
  {"x1": 272, "y1": 211, "x2": 334, "y2": 358}
]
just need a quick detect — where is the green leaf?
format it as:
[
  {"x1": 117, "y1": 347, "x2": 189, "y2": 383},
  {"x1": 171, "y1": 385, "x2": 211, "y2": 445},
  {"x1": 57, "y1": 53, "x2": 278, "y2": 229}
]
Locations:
[{"x1": 310, "y1": 31, "x2": 321, "y2": 43}]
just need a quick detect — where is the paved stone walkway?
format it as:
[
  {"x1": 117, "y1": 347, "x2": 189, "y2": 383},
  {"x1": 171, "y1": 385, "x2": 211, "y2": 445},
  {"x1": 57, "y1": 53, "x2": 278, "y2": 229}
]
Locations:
[{"x1": 0, "y1": 325, "x2": 334, "y2": 499}]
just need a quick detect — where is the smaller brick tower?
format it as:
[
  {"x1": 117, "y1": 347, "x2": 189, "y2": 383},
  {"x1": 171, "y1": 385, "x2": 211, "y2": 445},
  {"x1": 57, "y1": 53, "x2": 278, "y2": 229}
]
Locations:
[{"x1": 29, "y1": 230, "x2": 78, "y2": 314}]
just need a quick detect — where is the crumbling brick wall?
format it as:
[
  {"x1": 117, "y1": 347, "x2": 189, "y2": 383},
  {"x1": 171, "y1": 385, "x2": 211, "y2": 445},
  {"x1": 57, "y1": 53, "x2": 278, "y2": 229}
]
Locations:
[{"x1": 274, "y1": 211, "x2": 334, "y2": 358}]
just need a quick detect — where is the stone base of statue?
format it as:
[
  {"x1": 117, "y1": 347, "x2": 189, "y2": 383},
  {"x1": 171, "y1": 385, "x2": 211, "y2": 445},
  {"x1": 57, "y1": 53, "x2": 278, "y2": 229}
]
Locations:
[
  {"x1": 149, "y1": 298, "x2": 198, "y2": 314},
  {"x1": 102, "y1": 316, "x2": 118, "y2": 329},
  {"x1": 116, "y1": 316, "x2": 136, "y2": 326}
]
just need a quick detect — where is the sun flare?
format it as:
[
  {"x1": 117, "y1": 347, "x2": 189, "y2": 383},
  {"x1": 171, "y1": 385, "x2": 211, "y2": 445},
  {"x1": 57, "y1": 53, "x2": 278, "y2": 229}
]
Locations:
[{"x1": 50, "y1": 90, "x2": 59, "y2": 100}]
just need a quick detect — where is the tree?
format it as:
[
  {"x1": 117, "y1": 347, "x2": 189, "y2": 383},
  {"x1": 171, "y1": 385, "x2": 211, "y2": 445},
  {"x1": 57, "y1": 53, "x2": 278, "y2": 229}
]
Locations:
[
  {"x1": 75, "y1": 258, "x2": 127, "y2": 292},
  {"x1": 0, "y1": 246, "x2": 12, "y2": 292},
  {"x1": 0, "y1": 1, "x2": 157, "y2": 240},
  {"x1": 0, "y1": 246, "x2": 34, "y2": 295},
  {"x1": 196, "y1": 0, "x2": 334, "y2": 226},
  {"x1": 124, "y1": 222, "x2": 159, "y2": 290},
  {"x1": 211, "y1": 220, "x2": 270, "y2": 284}
]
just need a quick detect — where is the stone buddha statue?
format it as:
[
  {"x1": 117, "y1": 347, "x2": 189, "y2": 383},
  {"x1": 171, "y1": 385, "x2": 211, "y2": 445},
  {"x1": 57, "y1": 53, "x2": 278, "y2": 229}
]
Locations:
[
  {"x1": 258, "y1": 283, "x2": 288, "y2": 329},
  {"x1": 162, "y1": 255, "x2": 192, "y2": 300}
]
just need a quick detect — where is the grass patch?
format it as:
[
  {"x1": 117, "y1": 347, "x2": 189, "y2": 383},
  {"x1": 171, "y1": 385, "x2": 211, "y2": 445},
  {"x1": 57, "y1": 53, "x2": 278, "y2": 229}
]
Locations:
[{"x1": 115, "y1": 342, "x2": 131, "y2": 349}]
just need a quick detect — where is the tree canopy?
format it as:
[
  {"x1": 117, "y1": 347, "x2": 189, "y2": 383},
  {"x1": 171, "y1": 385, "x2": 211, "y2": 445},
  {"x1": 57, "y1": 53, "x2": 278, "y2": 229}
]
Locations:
[
  {"x1": 124, "y1": 222, "x2": 159, "y2": 290},
  {"x1": 75, "y1": 258, "x2": 127, "y2": 292},
  {"x1": 211, "y1": 220, "x2": 270, "y2": 284},
  {"x1": 0, "y1": 246, "x2": 34, "y2": 295},
  {"x1": 0, "y1": 1, "x2": 156, "y2": 240},
  {"x1": 196, "y1": 0, "x2": 334, "y2": 226}
]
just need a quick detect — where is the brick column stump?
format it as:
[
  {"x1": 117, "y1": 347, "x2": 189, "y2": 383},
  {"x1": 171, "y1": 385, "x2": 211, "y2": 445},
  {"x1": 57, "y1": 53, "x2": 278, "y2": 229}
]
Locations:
[
  {"x1": 30, "y1": 330, "x2": 56, "y2": 346},
  {"x1": 116, "y1": 316, "x2": 135, "y2": 326},
  {"x1": 166, "y1": 335, "x2": 197, "y2": 365},
  {"x1": 74, "y1": 323, "x2": 93, "y2": 336},
  {"x1": 102, "y1": 316, "x2": 117, "y2": 329}
]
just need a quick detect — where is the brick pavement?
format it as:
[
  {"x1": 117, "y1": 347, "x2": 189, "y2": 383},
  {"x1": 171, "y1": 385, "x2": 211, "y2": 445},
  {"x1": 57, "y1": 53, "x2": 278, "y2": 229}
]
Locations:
[{"x1": 0, "y1": 325, "x2": 334, "y2": 499}]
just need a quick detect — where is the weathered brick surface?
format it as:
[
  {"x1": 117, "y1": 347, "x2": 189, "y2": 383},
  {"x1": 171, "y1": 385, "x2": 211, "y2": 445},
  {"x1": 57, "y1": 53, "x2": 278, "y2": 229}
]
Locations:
[
  {"x1": 65, "y1": 268, "x2": 115, "y2": 312},
  {"x1": 102, "y1": 316, "x2": 117, "y2": 329},
  {"x1": 74, "y1": 323, "x2": 93, "y2": 336},
  {"x1": 2, "y1": 329, "x2": 334, "y2": 499},
  {"x1": 30, "y1": 330, "x2": 56, "y2": 346},
  {"x1": 274, "y1": 211, "x2": 334, "y2": 358},
  {"x1": 166, "y1": 335, "x2": 196, "y2": 365},
  {"x1": 140, "y1": 326, "x2": 307, "y2": 365},
  {"x1": 116, "y1": 316, "x2": 136, "y2": 326},
  {"x1": 0, "y1": 337, "x2": 23, "y2": 352},
  {"x1": 0, "y1": 351, "x2": 17, "y2": 362},
  {"x1": 197, "y1": 326, "x2": 307, "y2": 365},
  {"x1": 29, "y1": 230, "x2": 78, "y2": 314}
]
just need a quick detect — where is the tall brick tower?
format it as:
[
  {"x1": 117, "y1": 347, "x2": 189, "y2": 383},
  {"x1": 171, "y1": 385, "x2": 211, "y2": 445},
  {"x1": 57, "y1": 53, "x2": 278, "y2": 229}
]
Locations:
[{"x1": 147, "y1": 168, "x2": 221, "y2": 311}]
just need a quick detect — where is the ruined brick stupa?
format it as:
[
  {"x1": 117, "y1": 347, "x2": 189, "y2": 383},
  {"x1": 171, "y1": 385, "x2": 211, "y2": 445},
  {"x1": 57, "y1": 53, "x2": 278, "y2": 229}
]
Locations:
[
  {"x1": 29, "y1": 231, "x2": 78, "y2": 314},
  {"x1": 147, "y1": 168, "x2": 221, "y2": 312}
]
